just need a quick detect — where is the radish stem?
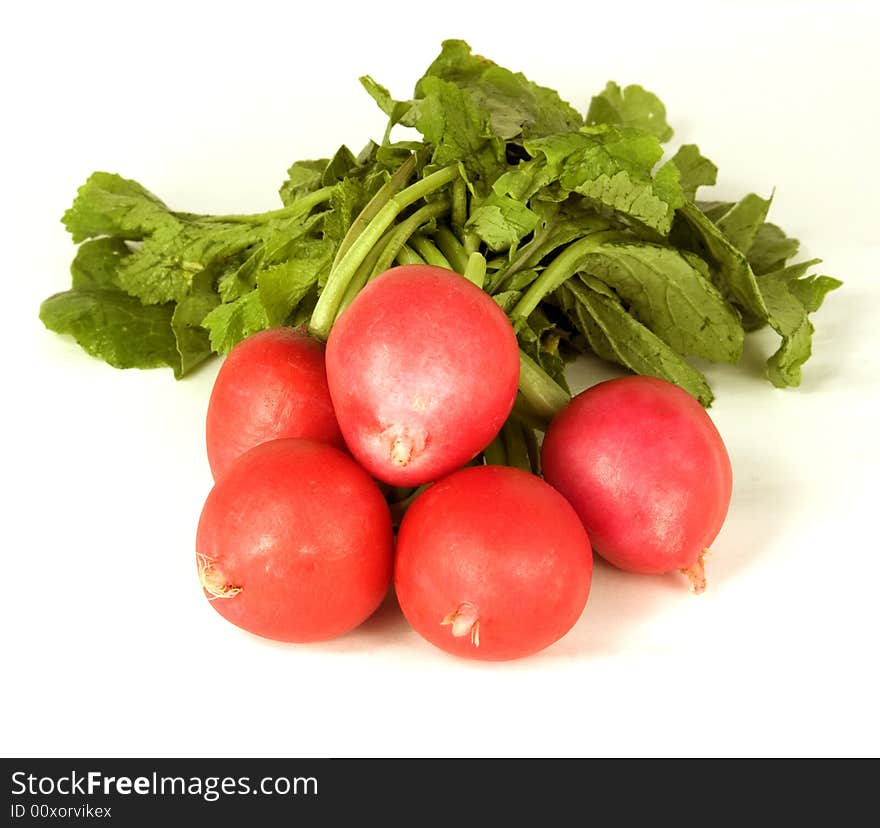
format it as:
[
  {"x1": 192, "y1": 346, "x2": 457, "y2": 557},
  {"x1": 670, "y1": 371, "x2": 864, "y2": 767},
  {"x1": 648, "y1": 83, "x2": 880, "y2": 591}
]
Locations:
[
  {"x1": 517, "y1": 350, "x2": 570, "y2": 424},
  {"x1": 511, "y1": 230, "x2": 620, "y2": 320},
  {"x1": 368, "y1": 198, "x2": 451, "y2": 279},
  {"x1": 502, "y1": 420, "x2": 531, "y2": 472},
  {"x1": 310, "y1": 164, "x2": 459, "y2": 339},
  {"x1": 410, "y1": 233, "x2": 452, "y2": 269},
  {"x1": 463, "y1": 252, "x2": 487, "y2": 289},
  {"x1": 433, "y1": 225, "x2": 470, "y2": 274},
  {"x1": 331, "y1": 154, "x2": 417, "y2": 269},
  {"x1": 523, "y1": 424, "x2": 541, "y2": 475},
  {"x1": 463, "y1": 230, "x2": 480, "y2": 257},
  {"x1": 451, "y1": 177, "x2": 468, "y2": 233},
  {"x1": 482, "y1": 433, "x2": 507, "y2": 466},
  {"x1": 395, "y1": 244, "x2": 426, "y2": 266},
  {"x1": 511, "y1": 395, "x2": 551, "y2": 431},
  {"x1": 188, "y1": 186, "x2": 335, "y2": 225}
]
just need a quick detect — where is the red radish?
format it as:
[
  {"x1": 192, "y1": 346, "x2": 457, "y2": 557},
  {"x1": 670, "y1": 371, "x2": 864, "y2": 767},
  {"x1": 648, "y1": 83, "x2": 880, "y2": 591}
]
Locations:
[
  {"x1": 541, "y1": 376, "x2": 732, "y2": 591},
  {"x1": 325, "y1": 265, "x2": 520, "y2": 486},
  {"x1": 196, "y1": 438, "x2": 393, "y2": 642},
  {"x1": 206, "y1": 327, "x2": 344, "y2": 481},
  {"x1": 394, "y1": 465, "x2": 593, "y2": 661}
]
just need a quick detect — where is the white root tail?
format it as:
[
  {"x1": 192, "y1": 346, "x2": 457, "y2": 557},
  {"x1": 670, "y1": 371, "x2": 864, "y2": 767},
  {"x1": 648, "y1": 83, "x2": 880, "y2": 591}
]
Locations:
[
  {"x1": 441, "y1": 602, "x2": 481, "y2": 647},
  {"x1": 197, "y1": 554, "x2": 242, "y2": 601},
  {"x1": 681, "y1": 550, "x2": 708, "y2": 594}
]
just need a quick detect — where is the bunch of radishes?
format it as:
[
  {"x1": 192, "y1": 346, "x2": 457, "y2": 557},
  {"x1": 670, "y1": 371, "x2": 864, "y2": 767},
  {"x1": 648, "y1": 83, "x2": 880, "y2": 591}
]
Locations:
[{"x1": 196, "y1": 265, "x2": 732, "y2": 661}]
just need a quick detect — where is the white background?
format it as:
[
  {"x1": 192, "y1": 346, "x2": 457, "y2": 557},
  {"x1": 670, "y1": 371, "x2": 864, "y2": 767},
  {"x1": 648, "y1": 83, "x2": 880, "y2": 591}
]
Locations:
[{"x1": 3, "y1": 0, "x2": 878, "y2": 758}]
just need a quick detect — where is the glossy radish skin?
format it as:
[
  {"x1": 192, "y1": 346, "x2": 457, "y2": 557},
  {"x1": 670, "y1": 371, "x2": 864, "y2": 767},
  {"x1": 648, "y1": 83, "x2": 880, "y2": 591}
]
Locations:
[
  {"x1": 206, "y1": 327, "x2": 344, "y2": 481},
  {"x1": 325, "y1": 265, "x2": 520, "y2": 486},
  {"x1": 395, "y1": 466, "x2": 593, "y2": 661},
  {"x1": 196, "y1": 439, "x2": 393, "y2": 643},
  {"x1": 541, "y1": 376, "x2": 732, "y2": 590}
]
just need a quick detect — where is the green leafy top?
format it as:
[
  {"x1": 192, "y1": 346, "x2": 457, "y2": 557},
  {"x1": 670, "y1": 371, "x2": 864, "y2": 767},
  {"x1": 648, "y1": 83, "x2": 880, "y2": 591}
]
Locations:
[
  {"x1": 494, "y1": 126, "x2": 684, "y2": 235},
  {"x1": 586, "y1": 82, "x2": 674, "y2": 142},
  {"x1": 416, "y1": 39, "x2": 583, "y2": 141},
  {"x1": 41, "y1": 38, "x2": 840, "y2": 409}
]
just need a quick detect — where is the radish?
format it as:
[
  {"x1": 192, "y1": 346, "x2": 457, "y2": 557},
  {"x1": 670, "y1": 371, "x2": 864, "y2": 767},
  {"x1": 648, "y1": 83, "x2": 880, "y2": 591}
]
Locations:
[
  {"x1": 206, "y1": 327, "x2": 344, "y2": 482},
  {"x1": 540, "y1": 376, "x2": 732, "y2": 591},
  {"x1": 196, "y1": 438, "x2": 393, "y2": 642},
  {"x1": 325, "y1": 265, "x2": 520, "y2": 486},
  {"x1": 394, "y1": 465, "x2": 593, "y2": 661}
]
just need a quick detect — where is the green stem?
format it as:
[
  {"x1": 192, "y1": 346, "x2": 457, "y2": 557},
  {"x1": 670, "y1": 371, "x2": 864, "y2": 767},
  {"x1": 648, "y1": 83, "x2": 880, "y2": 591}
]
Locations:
[
  {"x1": 522, "y1": 424, "x2": 541, "y2": 476},
  {"x1": 409, "y1": 233, "x2": 452, "y2": 269},
  {"x1": 517, "y1": 350, "x2": 570, "y2": 424},
  {"x1": 433, "y1": 225, "x2": 470, "y2": 274},
  {"x1": 511, "y1": 394, "x2": 551, "y2": 431},
  {"x1": 482, "y1": 433, "x2": 507, "y2": 466},
  {"x1": 490, "y1": 230, "x2": 548, "y2": 292},
  {"x1": 188, "y1": 186, "x2": 335, "y2": 225},
  {"x1": 335, "y1": 231, "x2": 394, "y2": 320},
  {"x1": 511, "y1": 230, "x2": 619, "y2": 320},
  {"x1": 502, "y1": 420, "x2": 532, "y2": 472},
  {"x1": 463, "y1": 230, "x2": 480, "y2": 257},
  {"x1": 310, "y1": 164, "x2": 459, "y2": 339},
  {"x1": 388, "y1": 485, "x2": 430, "y2": 527},
  {"x1": 451, "y1": 177, "x2": 468, "y2": 233},
  {"x1": 494, "y1": 215, "x2": 611, "y2": 293},
  {"x1": 395, "y1": 244, "x2": 425, "y2": 266},
  {"x1": 369, "y1": 199, "x2": 451, "y2": 279},
  {"x1": 462, "y1": 251, "x2": 487, "y2": 289},
  {"x1": 331, "y1": 154, "x2": 418, "y2": 269}
]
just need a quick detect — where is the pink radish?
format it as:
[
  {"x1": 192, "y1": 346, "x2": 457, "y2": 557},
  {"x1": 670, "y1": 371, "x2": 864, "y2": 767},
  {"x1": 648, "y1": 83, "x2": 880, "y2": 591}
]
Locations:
[
  {"x1": 541, "y1": 376, "x2": 732, "y2": 591},
  {"x1": 394, "y1": 465, "x2": 593, "y2": 660},
  {"x1": 325, "y1": 265, "x2": 520, "y2": 486},
  {"x1": 206, "y1": 327, "x2": 344, "y2": 481}
]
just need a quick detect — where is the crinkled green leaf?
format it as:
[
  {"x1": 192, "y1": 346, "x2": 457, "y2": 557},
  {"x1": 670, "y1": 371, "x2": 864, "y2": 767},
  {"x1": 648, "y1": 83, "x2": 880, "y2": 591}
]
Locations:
[
  {"x1": 697, "y1": 200, "x2": 734, "y2": 223},
  {"x1": 493, "y1": 133, "x2": 586, "y2": 202},
  {"x1": 674, "y1": 202, "x2": 769, "y2": 320},
  {"x1": 574, "y1": 162, "x2": 683, "y2": 235},
  {"x1": 586, "y1": 81, "x2": 674, "y2": 142},
  {"x1": 715, "y1": 193, "x2": 772, "y2": 254},
  {"x1": 201, "y1": 290, "x2": 270, "y2": 355},
  {"x1": 323, "y1": 177, "x2": 369, "y2": 254},
  {"x1": 696, "y1": 195, "x2": 802, "y2": 277},
  {"x1": 413, "y1": 75, "x2": 507, "y2": 191},
  {"x1": 787, "y1": 271, "x2": 842, "y2": 313},
  {"x1": 322, "y1": 145, "x2": 359, "y2": 186},
  {"x1": 171, "y1": 272, "x2": 219, "y2": 376},
  {"x1": 70, "y1": 237, "x2": 132, "y2": 290},
  {"x1": 115, "y1": 220, "x2": 261, "y2": 305},
  {"x1": 359, "y1": 76, "x2": 398, "y2": 117},
  {"x1": 748, "y1": 222, "x2": 800, "y2": 275},
  {"x1": 360, "y1": 76, "x2": 419, "y2": 142},
  {"x1": 759, "y1": 261, "x2": 841, "y2": 387},
  {"x1": 670, "y1": 144, "x2": 718, "y2": 201},
  {"x1": 581, "y1": 242, "x2": 744, "y2": 363},
  {"x1": 258, "y1": 238, "x2": 333, "y2": 325},
  {"x1": 62, "y1": 172, "x2": 178, "y2": 243},
  {"x1": 495, "y1": 126, "x2": 683, "y2": 234},
  {"x1": 279, "y1": 159, "x2": 328, "y2": 206},
  {"x1": 466, "y1": 192, "x2": 538, "y2": 252},
  {"x1": 417, "y1": 39, "x2": 582, "y2": 141},
  {"x1": 218, "y1": 211, "x2": 326, "y2": 302},
  {"x1": 40, "y1": 289, "x2": 181, "y2": 375},
  {"x1": 560, "y1": 277, "x2": 714, "y2": 406}
]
